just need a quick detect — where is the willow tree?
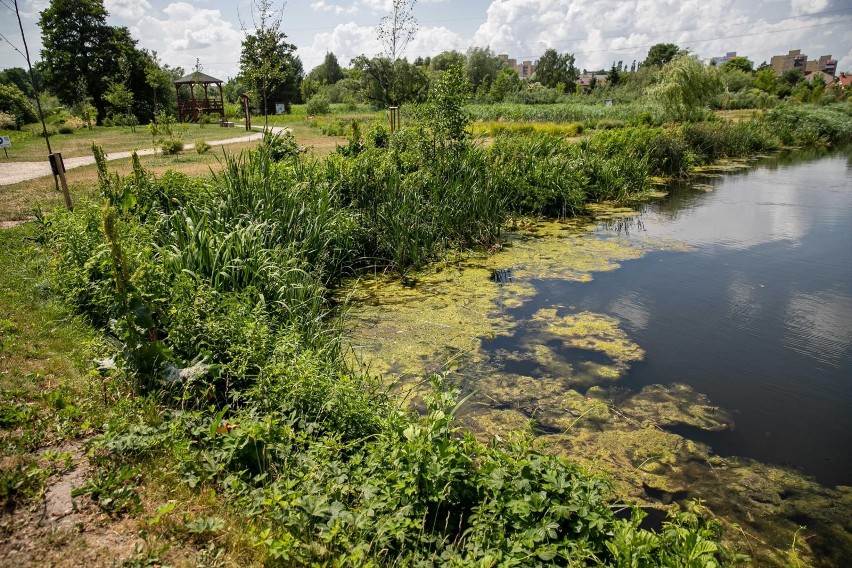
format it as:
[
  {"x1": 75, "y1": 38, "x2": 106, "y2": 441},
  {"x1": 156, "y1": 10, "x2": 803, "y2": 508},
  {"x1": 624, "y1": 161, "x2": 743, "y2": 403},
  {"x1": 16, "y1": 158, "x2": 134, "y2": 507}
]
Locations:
[{"x1": 648, "y1": 54, "x2": 720, "y2": 122}]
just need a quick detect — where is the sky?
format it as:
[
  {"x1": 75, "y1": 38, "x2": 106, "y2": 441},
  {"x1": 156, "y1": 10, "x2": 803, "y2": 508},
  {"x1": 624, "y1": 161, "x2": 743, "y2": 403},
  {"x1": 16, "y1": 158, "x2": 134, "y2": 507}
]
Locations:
[{"x1": 1, "y1": 0, "x2": 851, "y2": 80}]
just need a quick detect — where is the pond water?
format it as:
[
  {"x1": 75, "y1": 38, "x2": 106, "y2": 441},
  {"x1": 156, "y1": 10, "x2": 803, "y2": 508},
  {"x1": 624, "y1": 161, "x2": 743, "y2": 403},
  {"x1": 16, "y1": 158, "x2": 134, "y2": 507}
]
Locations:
[
  {"x1": 493, "y1": 147, "x2": 852, "y2": 487},
  {"x1": 347, "y1": 147, "x2": 852, "y2": 564}
]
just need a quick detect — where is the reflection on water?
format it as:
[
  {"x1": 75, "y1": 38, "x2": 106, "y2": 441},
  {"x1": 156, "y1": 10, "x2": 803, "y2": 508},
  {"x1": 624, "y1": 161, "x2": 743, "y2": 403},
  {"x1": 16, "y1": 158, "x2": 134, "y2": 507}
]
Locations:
[
  {"x1": 503, "y1": 147, "x2": 852, "y2": 486},
  {"x1": 347, "y1": 148, "x2": 852, "y2": 564}
]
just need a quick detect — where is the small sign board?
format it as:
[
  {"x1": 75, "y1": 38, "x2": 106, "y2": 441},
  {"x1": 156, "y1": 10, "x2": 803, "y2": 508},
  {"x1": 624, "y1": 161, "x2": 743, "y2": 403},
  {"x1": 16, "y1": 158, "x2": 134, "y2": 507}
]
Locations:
[
  {"x1": 275, "y1": 103, "x2": 287, "y2": 115},
  {"x1": 605, "y1": 99, "x2": 614, "y2": 107},
  {"x1": 0, "y1": 136, "x2": 11, "y2": 148}
]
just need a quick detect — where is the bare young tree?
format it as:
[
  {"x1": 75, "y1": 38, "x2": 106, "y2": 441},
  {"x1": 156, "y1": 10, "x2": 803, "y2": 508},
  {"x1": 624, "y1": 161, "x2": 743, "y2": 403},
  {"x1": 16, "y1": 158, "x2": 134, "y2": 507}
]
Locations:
[
  {"x1": 377, "y1": 0, "x2": 418, "y2": 63},
  {"x1": 376, "y1": 0, "x2": 418, "y2": 106}
]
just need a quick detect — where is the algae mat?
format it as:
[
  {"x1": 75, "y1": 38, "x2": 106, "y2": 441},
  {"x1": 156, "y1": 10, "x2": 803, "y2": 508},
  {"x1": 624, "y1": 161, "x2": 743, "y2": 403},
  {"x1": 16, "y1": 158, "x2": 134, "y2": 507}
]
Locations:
[{"x1": 345, "y1": 215, "x2": 852, "y2": 567}]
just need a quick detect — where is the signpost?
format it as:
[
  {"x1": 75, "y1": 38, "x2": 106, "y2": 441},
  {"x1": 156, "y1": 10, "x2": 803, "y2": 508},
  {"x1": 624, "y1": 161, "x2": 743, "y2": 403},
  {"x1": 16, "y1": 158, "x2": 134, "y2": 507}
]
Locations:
[
  {"x1": 0, "y1": 135, "x2": 10, "y2": 158},
  {"x1": 49, "y1": 152, "x2": 72, "y2": 211}
]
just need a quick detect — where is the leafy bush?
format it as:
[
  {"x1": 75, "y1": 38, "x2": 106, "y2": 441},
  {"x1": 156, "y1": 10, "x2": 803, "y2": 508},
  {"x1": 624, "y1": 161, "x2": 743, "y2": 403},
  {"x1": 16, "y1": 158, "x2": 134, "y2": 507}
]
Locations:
[
  {"x1": 57, "y1": 125, "x2": 74, "y2": 134},
  {"x1": 195, "y1": 140, "x2": 211, "y2": 154},
  {"x1": 306, "y1": 93, "x2": 331, "y2": 116},
  {"x1": 0, "y1": 111, "x2": 16, "y2": 129},
  {"x1": 159, "y1": 137, "x2": 184, "y2": 155},
  {"x1": 0, "y1": 83, "x2": 37, "y2": 127}
]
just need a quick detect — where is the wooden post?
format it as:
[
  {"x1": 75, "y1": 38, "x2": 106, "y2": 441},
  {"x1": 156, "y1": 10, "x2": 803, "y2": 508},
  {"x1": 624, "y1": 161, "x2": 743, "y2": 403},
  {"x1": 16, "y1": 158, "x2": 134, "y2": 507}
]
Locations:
[
  {"x1": 241, "y1": 94, "x2": 251, "y2": 131},
  {"x1": 218, "y1": 82, "x2": 225, "y2": 120},
  {"x1": 49, "y1": 152, "x2": 72, "y2": 211},
  {"x1": 388, "y1": 106, "x2": 400, "y2": 134}
]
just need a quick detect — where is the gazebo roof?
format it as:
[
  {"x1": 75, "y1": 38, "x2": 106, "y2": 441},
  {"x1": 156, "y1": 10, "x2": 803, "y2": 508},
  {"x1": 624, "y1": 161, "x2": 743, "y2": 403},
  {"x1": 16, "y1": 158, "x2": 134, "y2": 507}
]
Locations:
[{"x1": 174, "y1": 71, "x2": 224, "y2": 85}]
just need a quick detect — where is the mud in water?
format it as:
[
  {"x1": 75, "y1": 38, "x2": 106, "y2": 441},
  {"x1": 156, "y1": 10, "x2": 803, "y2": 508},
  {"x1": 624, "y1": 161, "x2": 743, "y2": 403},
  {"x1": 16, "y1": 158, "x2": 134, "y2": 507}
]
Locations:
[{"x1": 345, "y1": 149, "x2": 852, "y2": 566}]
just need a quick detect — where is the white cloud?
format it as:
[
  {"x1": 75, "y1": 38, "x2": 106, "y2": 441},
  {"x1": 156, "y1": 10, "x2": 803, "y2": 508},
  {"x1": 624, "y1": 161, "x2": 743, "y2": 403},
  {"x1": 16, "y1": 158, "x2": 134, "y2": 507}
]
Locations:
[
  {"x1": 133, "y1": 2, "x2": 243, "y2": 77},
  {"x1": 106, "y1": 0, "x2": 152, "y2": 20},
  {"x1": 468, "y1": 0, "x2": 844, "y2": 71},
  {"x1": 311, "y1": 1, "x2": 357, "y2": 15},
  {"x1": 298, "y1": 21, "x2": 465, "y2": 70},
  {"x1": 790, "y1": 0, "x2": 830, "y2": 16}
]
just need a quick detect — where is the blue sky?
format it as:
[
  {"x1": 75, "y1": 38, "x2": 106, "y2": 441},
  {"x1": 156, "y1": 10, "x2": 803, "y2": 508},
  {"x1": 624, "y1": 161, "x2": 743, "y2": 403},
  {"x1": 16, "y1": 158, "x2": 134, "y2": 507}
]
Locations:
[{"x1": 2, "y1": 0, "x2": 851, "y2": 79}]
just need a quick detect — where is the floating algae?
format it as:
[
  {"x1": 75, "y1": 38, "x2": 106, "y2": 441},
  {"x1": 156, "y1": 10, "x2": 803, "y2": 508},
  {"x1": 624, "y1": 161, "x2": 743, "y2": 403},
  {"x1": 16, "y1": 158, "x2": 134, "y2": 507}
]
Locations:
[{"x1": 345, "y1": 209, "x2": 852, "y2": 567}]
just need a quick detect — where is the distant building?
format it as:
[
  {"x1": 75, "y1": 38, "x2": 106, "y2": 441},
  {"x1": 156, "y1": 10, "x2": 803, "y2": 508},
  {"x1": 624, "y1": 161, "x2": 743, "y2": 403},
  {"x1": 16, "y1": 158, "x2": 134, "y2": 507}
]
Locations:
[
  {"x1": 498, "y1": 54, "x2": 536, "y2": 79},
  {"x1": 708, "y1": 51, "x2": 751, "y2": 67},
  {"x1": 805, "y1": 55, "x2": 837, "y2": 76},
  {"x1": 575, "y1": 72, "x2": 608, "y2": 92},
  {"x1": 771, "y1": 49, "x2": 808, "y2": 74},
  {"x1": 770, "y1": 50, "x2": 836, "y2": 77},
  {"x1": 837, "y1": 74, "x2": 852, "y2": 89},
  {"x1": 803, "y1": 71, "x2": 835, "y2": 84}
]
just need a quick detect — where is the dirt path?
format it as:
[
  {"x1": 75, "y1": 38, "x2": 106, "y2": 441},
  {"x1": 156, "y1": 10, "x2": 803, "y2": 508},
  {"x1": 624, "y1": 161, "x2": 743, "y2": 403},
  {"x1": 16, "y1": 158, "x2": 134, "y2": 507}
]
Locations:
[{"x1": 0, "y1": 126, "x2": 288, "y2": 187}]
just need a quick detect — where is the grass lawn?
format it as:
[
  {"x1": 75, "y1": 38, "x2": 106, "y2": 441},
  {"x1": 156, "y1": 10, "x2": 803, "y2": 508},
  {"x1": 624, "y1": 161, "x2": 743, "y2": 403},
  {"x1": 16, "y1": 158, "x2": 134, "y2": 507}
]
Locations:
[
  {"x1": 0, "y1": 139, "x2": 263, "y2": 222},
  {"x1": 0, "y1": 123, "x2": 255, "y2": 162}
]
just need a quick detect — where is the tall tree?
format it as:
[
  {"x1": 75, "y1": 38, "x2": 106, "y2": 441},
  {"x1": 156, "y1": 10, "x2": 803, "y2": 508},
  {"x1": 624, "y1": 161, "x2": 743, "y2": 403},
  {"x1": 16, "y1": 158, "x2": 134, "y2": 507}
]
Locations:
[
  {"x1": 240, "y1": 0, "x2": 297, "y2": 123},
  {"x1": 39, "y1": 0, "x2": 118, "y2": 121},
  {"x1": 645, "y1": 43, "x2": 681, "y2": 67},
  {"x1": 721, "y1": 56, "x2": 753, "y2": 74},
  {"x1": 532, "y1": 48, "x2": 577, "y2": 90},
  {"x1": 465, "y1": 47, "x2": 505, "y2": 90},
  {"x1": 431, "y1": 50, "x2": 465, "y2": 72},
  {"x1": 607, "y1": 63, "x2": 621, "y2": 86}
]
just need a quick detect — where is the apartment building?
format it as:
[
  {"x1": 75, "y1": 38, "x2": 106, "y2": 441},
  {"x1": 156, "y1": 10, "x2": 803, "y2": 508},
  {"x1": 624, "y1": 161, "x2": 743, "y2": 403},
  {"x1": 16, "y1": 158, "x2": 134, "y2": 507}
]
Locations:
[
  {"x1": 498, "y1": 54, "x2": 536, "y2": 79},
  {"x1": 771, "y1": 50, "x2": 836, "y2": 76}
]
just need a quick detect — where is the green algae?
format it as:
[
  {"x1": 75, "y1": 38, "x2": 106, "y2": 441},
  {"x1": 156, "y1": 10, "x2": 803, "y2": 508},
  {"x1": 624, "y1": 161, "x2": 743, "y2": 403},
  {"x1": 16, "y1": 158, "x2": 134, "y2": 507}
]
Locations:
[{"x1": 344, "y1": 210, "x2": 852, "y2": 567}]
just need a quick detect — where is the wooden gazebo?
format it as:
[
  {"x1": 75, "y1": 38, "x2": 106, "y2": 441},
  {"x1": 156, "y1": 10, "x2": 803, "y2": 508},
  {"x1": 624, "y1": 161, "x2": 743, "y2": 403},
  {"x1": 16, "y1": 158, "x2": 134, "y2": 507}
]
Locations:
[{"x1": 174, "y1": 72, "x2": 225, "y2": 122}]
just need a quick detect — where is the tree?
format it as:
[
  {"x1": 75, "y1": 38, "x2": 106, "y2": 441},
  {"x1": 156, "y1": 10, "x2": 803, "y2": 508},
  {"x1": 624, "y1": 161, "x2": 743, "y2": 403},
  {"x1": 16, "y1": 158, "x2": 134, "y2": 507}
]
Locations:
[
  {"x1": 753, "y1": 68, "x2": 778, "y2": 94},
  {"x1": 0, "y1": 67, "x2": 38, "y2": 98},
  {"x1": 351, "y1": 55, "x2": 428, "y2": 107},
  {"x1": 532, "y1": 48, "x2": 577, "y2": 90},
  {"x1": 377, "y1": 0, "x2": 417, "y2": 63},
  {"x1": 645, "y1": 43, "x2": 681, "y2": 67},
  {"x1": 240, "y1": 0, "x2": 298, "y2": 123},
  {"x1": 648, "y1": 54, "x2": 720, "y2": 121},
  {"x1": 465, "y1": 47, "x2": 505, "y2": 90},
  {"x1": 39, "y1": 0, "x2": 119, "y2": 121},
  {"x1": 607, "y1": 63, "x2": 621, "y2": 86},
  {"x1": 721, "y1": 56, "x2": 753, "y2": 73},
  {"x1": 0, "y1": 83, "x2": 37, "y2": 127},
  {"x1": 431, "y1": 50, "x2": 465, "y2": 72},
  {"x1": 308, "y1": 52, "x2": 345, "y2": 86},
  {"x1": 376, "y1": 0, "x2": 418, "y2": 106},
  {"x1": 426, "y1": 64, "x2": 470, "y2": 144},
  {"x1": 489, "y1": 67, "x2": 522, "y2": 102}
]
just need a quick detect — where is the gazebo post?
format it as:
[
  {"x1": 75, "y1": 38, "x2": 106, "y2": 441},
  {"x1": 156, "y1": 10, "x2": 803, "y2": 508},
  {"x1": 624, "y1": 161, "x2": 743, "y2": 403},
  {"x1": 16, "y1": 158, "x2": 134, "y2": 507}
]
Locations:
[
  {"x1": 175, "y1": 84, "x2": 181, "y2": 121},
  {"x1": 218, "y1": 83, "x2": 225, "y2": 121}
]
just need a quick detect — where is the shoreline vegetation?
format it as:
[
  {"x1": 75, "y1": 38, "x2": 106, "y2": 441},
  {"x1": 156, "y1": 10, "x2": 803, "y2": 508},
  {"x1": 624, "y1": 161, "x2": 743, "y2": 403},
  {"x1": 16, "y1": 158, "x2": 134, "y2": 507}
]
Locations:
[{"x1": 2, "y1": 100, "x2": 851, "y2": 565}]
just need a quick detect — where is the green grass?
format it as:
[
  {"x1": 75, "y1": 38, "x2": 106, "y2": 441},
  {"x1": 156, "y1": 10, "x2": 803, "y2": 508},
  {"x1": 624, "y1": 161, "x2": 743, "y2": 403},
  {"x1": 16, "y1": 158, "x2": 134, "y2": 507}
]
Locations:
[{"x1": 0, "y1": 123, "x2": 253, "y2": 162}]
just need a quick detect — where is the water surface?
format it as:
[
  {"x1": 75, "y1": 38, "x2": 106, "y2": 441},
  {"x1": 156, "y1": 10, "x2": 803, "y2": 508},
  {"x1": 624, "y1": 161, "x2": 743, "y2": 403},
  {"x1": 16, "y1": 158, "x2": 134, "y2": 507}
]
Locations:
[{"x1": 488, "y1": 148, "x2": 852, "y2": 486}]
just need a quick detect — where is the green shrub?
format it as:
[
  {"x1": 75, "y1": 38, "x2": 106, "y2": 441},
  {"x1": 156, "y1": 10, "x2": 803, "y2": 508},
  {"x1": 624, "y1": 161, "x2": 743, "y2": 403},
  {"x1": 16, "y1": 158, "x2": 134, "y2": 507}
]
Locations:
[
  {"x1": 159, "y1": 137, "x2": 184, "y2": 155},
  {"x1": 195, "y1": 140, "x2": 211, "y2": 154},
  {"x1": 306, "y1": 93, "x2": 331, "y2": 116},
  {"x1": 57, "y1": 125, "x2": 74, "y2": 135}
]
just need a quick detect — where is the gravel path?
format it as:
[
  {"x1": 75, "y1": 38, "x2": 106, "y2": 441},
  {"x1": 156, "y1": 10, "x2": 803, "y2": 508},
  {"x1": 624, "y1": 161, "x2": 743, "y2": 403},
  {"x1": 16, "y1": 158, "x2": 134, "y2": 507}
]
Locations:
[{"x1": 0, "y1": 125, "x2": 287, "y2": 186}]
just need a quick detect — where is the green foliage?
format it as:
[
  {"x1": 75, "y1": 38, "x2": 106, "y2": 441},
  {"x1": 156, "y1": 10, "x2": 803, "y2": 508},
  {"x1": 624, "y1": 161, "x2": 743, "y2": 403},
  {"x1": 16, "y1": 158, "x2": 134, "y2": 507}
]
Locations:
[
  {"x1": 195, "y1": 140, "x2": 211, "y2": 154},
  {"x1": 239, "y1": 0, "x2": 300, "y2": 118},
  {"x1": 0, "y1": 83, "x2": 38, "y2": 127},
  {"x1": 720, "y1": 56, "x2": 753, "y2": 73},
  {"x1": 645, "y1": 43, "x2": 682, "y2": 67},
  {"x1": 159, "y1": 137, "x2": 185, "y2": 155},
  {"x1": 425, "y1": 64, "x2": 471, "y2": 143},
  {"x1": 72, "y1": 464, "x2": 142, "y2": 515},
  {"x1": 753, "y1": 68, "x2": 779, "y2": 95},
  {"x1": 306, "y1": 92, "x2": 331, "y2": 116},
  {"x1": 533, "y1": 48, "x2": 578, "y2": 90},
  {"x1": 648, "y1": 54, "x2": 721, "y2": 122}
]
